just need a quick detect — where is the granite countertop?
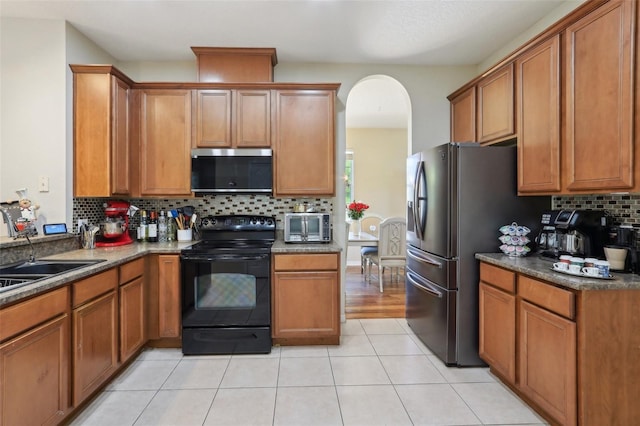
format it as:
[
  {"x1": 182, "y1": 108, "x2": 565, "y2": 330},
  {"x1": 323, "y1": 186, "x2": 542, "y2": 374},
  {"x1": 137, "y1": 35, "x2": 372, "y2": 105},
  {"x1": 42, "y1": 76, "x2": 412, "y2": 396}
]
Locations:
[
  {"x1": 476, "y1": 253, "x2": 640, "y2": 291},
  {"x1": 1, "y1": 238, "x2": 342, "y2": 306}
]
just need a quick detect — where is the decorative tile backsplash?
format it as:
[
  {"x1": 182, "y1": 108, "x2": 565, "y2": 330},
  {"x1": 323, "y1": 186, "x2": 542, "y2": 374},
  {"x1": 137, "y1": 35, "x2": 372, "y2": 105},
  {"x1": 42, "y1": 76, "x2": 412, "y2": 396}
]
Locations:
[
  {"x1": 552, "y1": 194, "x2": 640, "y2": 225},
  {"x1": 73, "y1": 195, "x2": 335, "y2": 232}
]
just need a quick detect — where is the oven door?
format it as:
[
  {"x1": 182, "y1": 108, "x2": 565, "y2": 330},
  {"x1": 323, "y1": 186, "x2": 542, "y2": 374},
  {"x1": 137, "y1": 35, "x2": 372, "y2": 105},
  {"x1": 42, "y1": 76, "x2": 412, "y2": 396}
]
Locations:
[{"x1": 181, "y1": 253, "x2": 270, "y2": 327}]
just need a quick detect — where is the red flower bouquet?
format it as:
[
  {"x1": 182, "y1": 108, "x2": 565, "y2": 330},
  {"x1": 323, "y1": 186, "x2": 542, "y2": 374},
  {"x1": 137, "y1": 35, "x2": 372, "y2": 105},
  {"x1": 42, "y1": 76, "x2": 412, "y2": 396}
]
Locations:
[{"x1": 347, "y1": 201, "x2": 369, "y2": 221}]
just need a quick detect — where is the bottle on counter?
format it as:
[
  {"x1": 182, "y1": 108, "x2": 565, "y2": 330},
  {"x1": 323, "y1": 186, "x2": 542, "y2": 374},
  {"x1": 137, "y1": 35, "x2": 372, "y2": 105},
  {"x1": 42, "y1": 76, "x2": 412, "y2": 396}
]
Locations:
[
  {"x1": 158, "y1": 210, "x2": 168, "y2": 243},
  {"x1": 166, "y1": 212, "x2": 176, "y2": 242},
  {"x1": 148, "y1": 211, "x2": 158, "y2": 242},
  {"x1": 137, "y1": 210, "x2": 148, "y2": 242}
]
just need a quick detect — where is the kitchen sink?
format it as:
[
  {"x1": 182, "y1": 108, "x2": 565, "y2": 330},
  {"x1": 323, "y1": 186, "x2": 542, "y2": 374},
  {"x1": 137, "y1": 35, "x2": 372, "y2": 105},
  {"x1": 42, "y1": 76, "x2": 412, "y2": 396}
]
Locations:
[{"x1": 0, "y1": 259, "x2": 106, "y2": 292}]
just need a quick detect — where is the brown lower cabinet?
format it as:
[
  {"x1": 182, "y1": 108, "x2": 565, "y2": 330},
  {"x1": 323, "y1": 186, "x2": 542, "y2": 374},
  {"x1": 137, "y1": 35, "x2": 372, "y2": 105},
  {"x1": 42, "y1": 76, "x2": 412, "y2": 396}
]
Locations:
[
  {"x1": 0, "y1": 287, "x2": 71, "y2": 426},
  {"x1": 272, "y1": 253, "x2": 340, "y2": 345},
  {"x1": 119, "y1": 258, "x2": 146, "y2": 362},
  {"x1": 72, "y1": 269, "x2": 119, "y2": 406},
  {"x1": 479, "y1": 261, "x2": 640, "y2": 426}
]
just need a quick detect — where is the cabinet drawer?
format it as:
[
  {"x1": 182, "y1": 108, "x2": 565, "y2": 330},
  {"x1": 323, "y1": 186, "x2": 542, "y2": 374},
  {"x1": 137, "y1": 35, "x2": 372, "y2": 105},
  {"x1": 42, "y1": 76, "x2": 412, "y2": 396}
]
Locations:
[
  {"x1": 119, "y1": 257, "x2": 144, "y2": 285},
  {"x1": 273, "y1": 253, "x2": 338, "y2": 271},
  {"x1": 72, "y1": 268, "x2": 118, "y2": 307},
  {"x1": 518, "y1": 275, "x2": 575, "y2": 320},
  {"x1": 479, "y1": 262, "x2": 516, "y2": 293},
  {"x1": 0, "y1": 286, "x2": 69, "y2": 342}
]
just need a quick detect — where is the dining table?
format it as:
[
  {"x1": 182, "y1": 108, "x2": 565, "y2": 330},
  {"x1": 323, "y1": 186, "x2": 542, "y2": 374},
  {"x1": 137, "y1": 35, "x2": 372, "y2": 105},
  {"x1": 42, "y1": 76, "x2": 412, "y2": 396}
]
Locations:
[{"x1": 348, "y1": 231, "x2": 378, "y2": 247}]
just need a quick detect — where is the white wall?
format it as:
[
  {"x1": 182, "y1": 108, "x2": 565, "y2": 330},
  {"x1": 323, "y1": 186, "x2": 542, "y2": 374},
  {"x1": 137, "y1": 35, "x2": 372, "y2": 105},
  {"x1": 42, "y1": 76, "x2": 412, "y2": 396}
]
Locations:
[{"x1": 1, "y1": 18, "x2": 67, "y2": 235}]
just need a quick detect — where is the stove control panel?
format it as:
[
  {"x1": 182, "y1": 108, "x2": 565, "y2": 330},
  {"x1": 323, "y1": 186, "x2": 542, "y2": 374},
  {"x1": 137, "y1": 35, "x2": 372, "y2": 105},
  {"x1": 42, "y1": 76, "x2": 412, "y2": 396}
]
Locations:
[{"x1": 199, "y1": 215, "x2": 275, "y2": 231}]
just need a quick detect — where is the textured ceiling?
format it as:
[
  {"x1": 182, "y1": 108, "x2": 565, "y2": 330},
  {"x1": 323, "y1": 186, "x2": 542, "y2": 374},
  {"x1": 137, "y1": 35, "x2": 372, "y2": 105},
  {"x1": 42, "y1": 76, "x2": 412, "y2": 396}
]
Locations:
[{"x1": 1, "y1": 0, "x2": 583, "y2": 128}]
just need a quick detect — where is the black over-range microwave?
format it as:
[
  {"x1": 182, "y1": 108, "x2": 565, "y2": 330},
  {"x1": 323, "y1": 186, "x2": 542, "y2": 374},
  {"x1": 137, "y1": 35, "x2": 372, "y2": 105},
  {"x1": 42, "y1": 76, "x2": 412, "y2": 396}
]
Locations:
[{"x1": 191, "y1": 148, "x2": 272, "y2": 194}]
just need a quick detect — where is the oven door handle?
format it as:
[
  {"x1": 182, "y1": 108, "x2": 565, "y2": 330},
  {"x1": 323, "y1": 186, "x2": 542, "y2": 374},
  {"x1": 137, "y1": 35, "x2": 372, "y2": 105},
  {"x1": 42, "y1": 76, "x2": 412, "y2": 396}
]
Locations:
[{"x1": 181, "y1": 254, "x2": 269, "y2": 262}]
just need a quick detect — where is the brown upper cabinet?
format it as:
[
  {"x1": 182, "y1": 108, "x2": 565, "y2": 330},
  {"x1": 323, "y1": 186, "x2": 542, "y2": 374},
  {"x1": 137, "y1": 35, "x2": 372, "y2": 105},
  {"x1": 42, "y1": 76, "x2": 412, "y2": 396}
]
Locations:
[
  {"x1": 273, "y1": 89, "x2": 337, "y2": 197},
  {"x1": 449, "y1": 86, "x2": 476, "y2": 142},
  {"x1": 476, "y1": 63, "x2": 515, "y2": 145},
  {"x1": 72, "y1": 65, "x2": 132, "y2": 197},
  {"x1": 449, "y1": 0, "x2": 638, "y2": 195},
  {"x1": 194, "y1": 89, "x2": 271, "y2": 148},
  {"x1": 563, "y1": 0, "x2": 636, "y2": 193},
  {"x1": 139, "y1": 89, "x2": 193, "y2": 196},
  {"x1": 192, "y1": 47, "x2": 277, "y2": 83},
  {"x1": 516, "y1": 35, "x2": 561, "y2": 193}
]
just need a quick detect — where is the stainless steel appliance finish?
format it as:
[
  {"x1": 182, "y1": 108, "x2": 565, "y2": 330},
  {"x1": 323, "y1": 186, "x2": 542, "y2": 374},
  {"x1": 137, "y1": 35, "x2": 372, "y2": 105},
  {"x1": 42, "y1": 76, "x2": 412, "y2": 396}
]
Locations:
[
  {"x1": 180, "y1": 215, "x2": 276, "y2": 355},
  {"x1": 283, "y1": 212, "x2": 331, "y2": 243},
  {"x1": 191, "y1": 148, "x2": 273, "y2": 194},
  {"x1": 406, "y1": 143, "x2": 549, "y2": 366}
]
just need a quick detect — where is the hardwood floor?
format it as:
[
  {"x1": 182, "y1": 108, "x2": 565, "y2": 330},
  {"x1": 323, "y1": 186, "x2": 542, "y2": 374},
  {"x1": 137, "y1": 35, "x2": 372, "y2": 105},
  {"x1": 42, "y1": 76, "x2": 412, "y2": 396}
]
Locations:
[{"x1": 345, "y1": 265, "x2": 406, "y2": 319}]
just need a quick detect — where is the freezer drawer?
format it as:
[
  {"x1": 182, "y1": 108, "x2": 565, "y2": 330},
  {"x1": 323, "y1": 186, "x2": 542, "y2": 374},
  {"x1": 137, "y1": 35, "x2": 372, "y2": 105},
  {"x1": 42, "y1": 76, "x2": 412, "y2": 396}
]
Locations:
[
  {"x1": 405, "y1": 268, "x2": 457, "y2": 365},
  {"x1": 406, "y1": 246, "x2": 457, "y2": 290}
]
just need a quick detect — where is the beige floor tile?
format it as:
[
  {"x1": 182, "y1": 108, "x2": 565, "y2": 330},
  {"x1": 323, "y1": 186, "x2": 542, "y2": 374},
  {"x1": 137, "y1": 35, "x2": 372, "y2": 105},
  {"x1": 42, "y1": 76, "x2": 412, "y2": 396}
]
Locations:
[
  {"x1": 69, "y1": 390, "x2": 155, "y2": 426},
  {"x1": 161, "y1": 358, "x2": 229, "y2": 389},
  {"x1": 134, "y1": 389, "x2": 216, "y2": 425},
  {"x1": 328, "y1": 334, "x2": 376, "y2": 356},
  {"x1": 396, "y1": 383, "x2": 482, "y2": 425},
  {"x1": 106, "y1": 360, "x2": 178, "y2": 391},
  {"x1": 277, "y1": 357, "x2": 334, "y2": 387},
  {"x1": 336, "y1": 385, "x2": 412, "y2": 425},
  {"x1": 360, "y1": 317, "x2": 407, "y2": 334},
  {"x1": 330, "y1": 356, "x2": 390, "y2": 385},
  {"x1": 379, "y1": 355, "x2": 447, "y2": 384},
  {"x1": 219, "y1": 357, "x2": 280, "y2": 388},
  {"x1": 369, "y1": 333, "x2": 424, "y2": 356},
  {"x1": 273, "y1": 386, "x2": 342, "y2": 426},
  {"x1": 204, "y1": 387, "x2": 276, "y2": 425},
  {"x1": 280, "y1": 345, "x2": 329, "y2": 358}
]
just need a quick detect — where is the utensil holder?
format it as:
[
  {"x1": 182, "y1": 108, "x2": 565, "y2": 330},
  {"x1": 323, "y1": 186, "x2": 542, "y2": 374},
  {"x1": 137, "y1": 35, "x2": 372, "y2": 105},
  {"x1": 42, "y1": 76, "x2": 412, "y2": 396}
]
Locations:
[{"x1": 177, "y1": 229, "x2": 192, "y2": 241}]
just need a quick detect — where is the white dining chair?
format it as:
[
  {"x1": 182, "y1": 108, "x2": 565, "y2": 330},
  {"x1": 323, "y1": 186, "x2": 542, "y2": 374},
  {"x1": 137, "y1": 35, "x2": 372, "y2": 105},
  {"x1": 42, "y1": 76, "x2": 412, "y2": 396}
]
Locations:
[
  {"x1": 363, "y1": 217, "x2": 406, "y2": 292},
  {"x1": 359, "y1": 214, "x2": 383, "y2": 275}
]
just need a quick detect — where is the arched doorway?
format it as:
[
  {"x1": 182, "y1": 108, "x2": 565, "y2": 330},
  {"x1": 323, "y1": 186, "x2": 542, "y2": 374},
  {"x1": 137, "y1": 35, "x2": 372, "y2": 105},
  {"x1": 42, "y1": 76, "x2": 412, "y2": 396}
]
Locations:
[{"x1": 344, "y1": 75, "x2": 411, "y2": 318}]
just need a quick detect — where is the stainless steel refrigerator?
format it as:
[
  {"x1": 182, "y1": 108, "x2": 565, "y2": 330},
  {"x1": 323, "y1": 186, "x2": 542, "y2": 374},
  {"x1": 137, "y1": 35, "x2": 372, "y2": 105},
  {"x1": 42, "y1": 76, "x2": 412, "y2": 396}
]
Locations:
[{"x1": 406, "y1": 143, "x2": 549, "y2": 366}]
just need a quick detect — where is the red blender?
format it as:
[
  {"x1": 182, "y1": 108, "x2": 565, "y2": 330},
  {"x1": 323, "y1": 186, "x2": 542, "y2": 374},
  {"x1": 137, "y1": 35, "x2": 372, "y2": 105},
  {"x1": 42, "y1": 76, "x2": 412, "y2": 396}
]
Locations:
[{"x1": 96, "y1": 200, "x2": 135, "y2": 247}]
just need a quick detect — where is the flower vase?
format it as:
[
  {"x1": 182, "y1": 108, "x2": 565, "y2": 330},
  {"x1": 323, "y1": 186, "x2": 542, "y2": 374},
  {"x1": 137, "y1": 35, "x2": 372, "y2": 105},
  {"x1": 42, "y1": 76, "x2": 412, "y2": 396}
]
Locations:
[{"x1": 351, "y1": 218, "x2": 361, "y2": 236}]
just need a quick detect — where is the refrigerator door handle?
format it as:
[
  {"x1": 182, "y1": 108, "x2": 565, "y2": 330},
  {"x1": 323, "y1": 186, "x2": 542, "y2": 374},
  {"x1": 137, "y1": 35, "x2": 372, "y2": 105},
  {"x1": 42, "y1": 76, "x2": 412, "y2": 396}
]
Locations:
[
  {"x1": 407, "y1": 247, "x2": 443, "y2": 269},
  {"x1": 406, "y1": 271, "x2": 443, "y2": 298},
  {"x1": 413, "y1": 160, "x2": 426, "y2": 240}
]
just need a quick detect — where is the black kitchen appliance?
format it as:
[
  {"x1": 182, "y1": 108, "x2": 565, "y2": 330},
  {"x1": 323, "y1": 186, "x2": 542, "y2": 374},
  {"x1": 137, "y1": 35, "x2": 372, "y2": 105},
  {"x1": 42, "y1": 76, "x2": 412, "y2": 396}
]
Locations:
[
  {"x1": 605, "y1": 224, "x2": 638, "y2": 273},
  {"x1": 406, "y1": 143, "x2": 549, "y2": 367},
  {"x1": 180, "y1": 214, "x2": 275, "y2": 355},
  {"x1": 535, "y1": 209, "x2": 608, "y2": 259}
]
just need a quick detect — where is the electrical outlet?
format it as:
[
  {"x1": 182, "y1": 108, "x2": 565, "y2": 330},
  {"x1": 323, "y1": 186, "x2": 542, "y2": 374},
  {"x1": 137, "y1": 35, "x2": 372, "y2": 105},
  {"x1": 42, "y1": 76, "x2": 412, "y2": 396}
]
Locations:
[{"x1": 38, "y1": 176, "x2": 50, "y2": 192}]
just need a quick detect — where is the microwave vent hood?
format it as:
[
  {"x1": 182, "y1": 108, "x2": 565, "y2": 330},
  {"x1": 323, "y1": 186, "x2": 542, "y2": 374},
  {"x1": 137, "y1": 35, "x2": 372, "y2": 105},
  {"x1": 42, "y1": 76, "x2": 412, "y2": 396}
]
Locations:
[{"x1": 191, "y1": 148, "x2": 273, "y2": 194}]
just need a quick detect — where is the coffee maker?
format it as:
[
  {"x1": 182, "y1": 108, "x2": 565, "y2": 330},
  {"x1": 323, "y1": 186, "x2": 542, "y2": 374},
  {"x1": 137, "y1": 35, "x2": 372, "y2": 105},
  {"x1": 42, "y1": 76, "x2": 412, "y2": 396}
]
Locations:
[
  {"x1": 605, "y1": 224, "x2": 638, "y2": 273},
  {"x1": 535, "y1": 210, "x2": 608, "y2": 259}
]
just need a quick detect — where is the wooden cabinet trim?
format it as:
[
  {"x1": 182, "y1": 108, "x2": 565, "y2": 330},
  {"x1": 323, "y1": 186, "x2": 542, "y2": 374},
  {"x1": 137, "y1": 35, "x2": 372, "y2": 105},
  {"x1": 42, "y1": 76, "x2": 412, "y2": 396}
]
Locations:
[
  {"x1": 479, "y1": 262, "x2": 516, "y2": 293},
  {"x1": 273, "y1": 253, "x2": 339, "y2": 271},
  {"x1": 519, "y1": 299, "x2": 577, "y2": 426},
  {"x1": 119, "y1": 257, "x2": 145, "y2": 285},
  {"x1": 516, "y1": 34, "x2": 562, "y2": 193},
  {"x1": 0, "y1": 287, "x2": 69, "y2": 342},
  {"x1": 518, "y1": 275, "x2": 575, "y2": 319},
  {"x1": 479, "y1": 282, "x2": 516, "y2": 383},
  {"x1": 72, "y1": 268, "x2": 118, "y2": 307}
]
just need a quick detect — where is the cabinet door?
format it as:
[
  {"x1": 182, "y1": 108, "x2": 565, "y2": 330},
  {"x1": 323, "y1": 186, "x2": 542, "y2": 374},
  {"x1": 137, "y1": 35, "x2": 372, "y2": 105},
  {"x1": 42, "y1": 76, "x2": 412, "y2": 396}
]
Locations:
[
  {"x1": 120, "y1": 276, "x2": 146, "y2": 362},
  {"x1": 195, "y1": 90, "x2": 232, "y2": 148},
  {"x1": 273, "y1": 90, "x2": 335, "y2": 196},
  {"x1": 234, "y1": 90, "x2": 271, "y2": 147},
  {"x1": 478, "y1": 282, "x2": 516, "y2": 383},
  {"x1": 477, "y1": 63, "x2": 515, "y2": 144},
  {"x1": 272, "y1": 271, "x2": 339, "y2": 340},
  {"x1": 140, "y1": 89, "x2": 192, "y2": 195},
  {"x1": 73, "y1": 291, "x2": 118, "y2": 406},
  {"x1": 158, "y1": 255, "x2": 181, "y2": 338},
  {"x1": 0, "y1": 315, "x2": 70, "y2": 426},
  {"x1": 519, "y1": 300, "x2": 577, "y2": 426},
  {"x1": 111, "y1": 76, "x2": 130, "y2": 195},
  {"x1": 449, "y1": 87, "x2": 476, "y2": 142},
  {"x1": 564, "y1": 0, "x2": 635, "y2": 191},
  {"x1": 517, "y1": 35, "x2": 561, "y2": 193}
]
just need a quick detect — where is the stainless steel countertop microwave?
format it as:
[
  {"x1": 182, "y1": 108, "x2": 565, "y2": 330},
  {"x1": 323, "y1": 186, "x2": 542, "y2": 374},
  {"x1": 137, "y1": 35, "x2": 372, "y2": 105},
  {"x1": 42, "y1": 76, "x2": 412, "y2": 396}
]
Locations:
[{"x1": 191, "y1": 148, "x2": 272, "y2": 194}]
